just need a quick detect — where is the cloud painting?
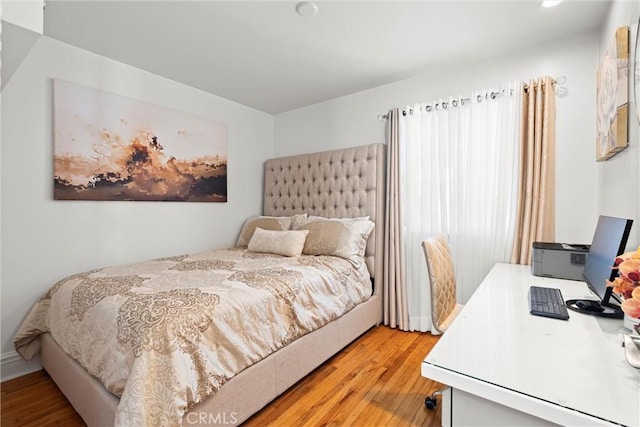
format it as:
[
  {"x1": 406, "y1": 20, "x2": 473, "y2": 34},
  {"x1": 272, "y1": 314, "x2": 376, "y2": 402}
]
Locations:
[{"x1": 53, "y1": 80, "x2": 227, "y2": 201}]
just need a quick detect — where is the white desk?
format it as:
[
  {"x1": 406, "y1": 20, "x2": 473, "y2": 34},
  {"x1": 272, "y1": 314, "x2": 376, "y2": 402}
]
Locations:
[{"x1": 421, "y1": 263, "x2": 640, "y2": 426}]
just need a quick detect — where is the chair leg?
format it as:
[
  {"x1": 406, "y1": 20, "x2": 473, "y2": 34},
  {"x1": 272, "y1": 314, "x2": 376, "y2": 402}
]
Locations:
[{"x1": 425, "y1": 389, "x2": 443, "y2": 410}]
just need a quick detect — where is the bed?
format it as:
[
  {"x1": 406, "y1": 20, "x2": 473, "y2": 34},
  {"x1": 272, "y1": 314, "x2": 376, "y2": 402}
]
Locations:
[{"x1": 13, "y1": 143, "x2": 386, "y2": 426}]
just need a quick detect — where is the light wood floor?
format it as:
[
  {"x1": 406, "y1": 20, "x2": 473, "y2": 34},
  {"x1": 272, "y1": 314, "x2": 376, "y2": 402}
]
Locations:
[{"x1": 1, "y1": 326, "x2": 442, "y2": 426}]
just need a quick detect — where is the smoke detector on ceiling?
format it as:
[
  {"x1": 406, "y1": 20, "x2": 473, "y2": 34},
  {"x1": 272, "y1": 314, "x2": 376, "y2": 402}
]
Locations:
[{"x1": 296, "y1": 1, "x2": 318, "y2": 17}]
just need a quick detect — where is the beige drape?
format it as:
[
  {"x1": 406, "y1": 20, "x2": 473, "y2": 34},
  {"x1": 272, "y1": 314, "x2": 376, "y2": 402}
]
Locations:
[
  {"x1": 383, "y1": 108, "x2": 410, "y2": 330},
  {"x1": 511, "y1": 76, "x2": 556, "y2": 264}
]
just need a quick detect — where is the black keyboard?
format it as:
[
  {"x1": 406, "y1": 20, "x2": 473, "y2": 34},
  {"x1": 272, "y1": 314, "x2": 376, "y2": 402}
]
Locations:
[{"x1": 529, "y1": 286, "x2": 569, "y2": 320}]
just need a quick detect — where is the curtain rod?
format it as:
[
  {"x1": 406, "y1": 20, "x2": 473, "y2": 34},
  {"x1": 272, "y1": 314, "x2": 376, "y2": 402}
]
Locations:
[
  {"x1": 377, "y1": 90, "x2": 507, "y2": 120},
  {"x1": 377, "y1": 76, "x2": 564, "y2": 120}
]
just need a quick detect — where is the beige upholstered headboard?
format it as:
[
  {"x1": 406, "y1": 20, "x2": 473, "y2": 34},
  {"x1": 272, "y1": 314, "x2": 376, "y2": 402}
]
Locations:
[{"x1": 263, "y1": 144, "x2": 385, "y2": 286}]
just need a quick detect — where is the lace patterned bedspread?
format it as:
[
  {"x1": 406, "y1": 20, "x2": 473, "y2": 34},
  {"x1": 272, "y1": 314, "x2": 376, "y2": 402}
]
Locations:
[{"x1": 14, "y1": 248, "x2": 372, "y2": 425}]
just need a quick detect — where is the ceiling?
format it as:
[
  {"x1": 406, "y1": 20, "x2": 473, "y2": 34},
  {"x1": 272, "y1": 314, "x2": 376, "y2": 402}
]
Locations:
[{"x1": 41, "y1": 0, "x2": 612, "y2": 115}]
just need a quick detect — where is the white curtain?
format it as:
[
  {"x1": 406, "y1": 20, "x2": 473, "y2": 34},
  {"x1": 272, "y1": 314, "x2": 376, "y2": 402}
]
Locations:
[{"x1": 400, "y1": 83, "x2": 523, "y2": 332}]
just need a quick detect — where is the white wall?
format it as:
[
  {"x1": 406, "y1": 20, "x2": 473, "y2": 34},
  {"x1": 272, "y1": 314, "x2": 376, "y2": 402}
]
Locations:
[
  {"x1": 598, "y1": 0, "x2": 640, "y2": 249},
  {"x1": 0, "y1": 34, "x2": 274, "y2": 380},
  {"x1": 275, "y1": 30, "x2": 600, "y2": 245},
  {"x1": 1, "y1": 1, "x2": 43, "y2": 34}
]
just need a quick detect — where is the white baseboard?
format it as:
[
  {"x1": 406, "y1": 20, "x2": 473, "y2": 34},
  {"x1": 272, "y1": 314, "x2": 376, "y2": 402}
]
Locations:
[{"x1": 1, "y1": 351, "x2": 42, "y2": 382}]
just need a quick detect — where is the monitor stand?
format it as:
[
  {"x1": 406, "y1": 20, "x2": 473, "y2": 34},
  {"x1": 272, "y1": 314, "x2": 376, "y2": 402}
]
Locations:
[{"x1": 565, "y1": 299, "x2": 624, "y2": 319}]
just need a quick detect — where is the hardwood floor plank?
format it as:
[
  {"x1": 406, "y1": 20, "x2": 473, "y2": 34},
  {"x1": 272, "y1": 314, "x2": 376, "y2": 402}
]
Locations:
[
  {"x1": 345, "y1": 331, "x2": 442, "y2": 427},
  {"x1": 246, "y1": 327, "x2": 442, "y2": 427},
  {"x1": 1, "y1": 326, "x2": 441, "y2": 426},
  {"x1": 0, "y1": 371, "x2": 46, "y2": 394},
  {"x1": 1, "y1": 371, "x2": 86, "y2": 427},
  {"x1": 373, "y1": 339, "x2": 434, "y2": 422}
]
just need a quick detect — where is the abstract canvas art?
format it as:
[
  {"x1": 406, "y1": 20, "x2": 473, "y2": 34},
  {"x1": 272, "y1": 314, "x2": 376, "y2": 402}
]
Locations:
[
  {"x1": 53, "y1": 79, "x2": 227, "y2": 201},
  {"x1": 596, "y1": 26, "x2": 629, "y2": 162}
]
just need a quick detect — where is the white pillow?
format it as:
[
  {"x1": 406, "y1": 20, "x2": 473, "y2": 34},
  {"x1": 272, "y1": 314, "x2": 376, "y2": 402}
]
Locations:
[{"x1": 247, "y1": 228, "x2": 310, "y2": 257}]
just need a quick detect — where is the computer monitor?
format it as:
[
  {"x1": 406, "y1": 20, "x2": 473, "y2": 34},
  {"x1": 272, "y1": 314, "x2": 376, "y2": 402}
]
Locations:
[{"x1": 565, "y1": 215, "x2": 633, "y2": 319}]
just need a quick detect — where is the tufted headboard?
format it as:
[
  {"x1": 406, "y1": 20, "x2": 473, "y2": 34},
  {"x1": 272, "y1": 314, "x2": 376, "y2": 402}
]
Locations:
[{"x1": 263, "y1": 144, "x2": 385, "y2": 286}]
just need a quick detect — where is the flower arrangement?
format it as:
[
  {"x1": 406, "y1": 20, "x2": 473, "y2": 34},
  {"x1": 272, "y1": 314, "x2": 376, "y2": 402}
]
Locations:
[{"x1": 608, "y1": 248, "x2": 640, "y2": 332}]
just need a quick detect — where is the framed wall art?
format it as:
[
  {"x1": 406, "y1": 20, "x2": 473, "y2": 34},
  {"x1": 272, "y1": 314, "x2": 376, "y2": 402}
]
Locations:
[
  {"x1": 596, "y1": 26, "x2": 629, "y2": 162},
  {"x1": 634, "y1": 16, "x2": 640, "y2": 125},
  {"x1": 53, "y1": 79, "x2": 228, "y2": 201}
]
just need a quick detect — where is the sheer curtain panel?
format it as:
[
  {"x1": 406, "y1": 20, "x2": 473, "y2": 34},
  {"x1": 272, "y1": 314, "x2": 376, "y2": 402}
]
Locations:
[{"x1": 400, "y1": 83, "x2": 522, "y2": 332}]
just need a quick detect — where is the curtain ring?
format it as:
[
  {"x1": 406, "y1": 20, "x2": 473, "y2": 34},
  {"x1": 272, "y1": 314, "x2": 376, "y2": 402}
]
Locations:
[
  {"x1": 442, "y1": 102, "x2": 448, "y2": 109},
  {"x1": 426, "y1": 105, "x2": 432, "y2": 112},
  {"x1": 435, "y1": 103, "x2": 440, "y2": 110},
  {"x1": 452, "y1": 99, "x2": 458, "y2": 107},
  {"x1": 477, "y1": 94, "x2": 482, "y2": 102},
  {"x1": 409, "y1": 108, "x2": 414, "y2": 115},
  {"x1": 490, "y1": 92, "x2": 497, "y2": 100}
]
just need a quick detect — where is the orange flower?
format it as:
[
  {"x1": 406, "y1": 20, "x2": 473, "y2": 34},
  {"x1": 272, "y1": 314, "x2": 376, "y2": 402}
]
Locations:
[
  {"x1": 608, "y1": 277, "x2": 637, "y2": 299},
  {"x1": 617, "y1": 258, "x2": 640, "y2": 282},
  {"x1": 610, "y1": 250, "x2": 640, "y2": 319},
  {"x1": 621, "y1": 297, "x2": 640, "y2": 319},
  {"x1": 615, "y1": 247, "x2": 640, "y2": 265},
  {"x1": 620, "y1": 285, "x2": 640, "y2": 319}
]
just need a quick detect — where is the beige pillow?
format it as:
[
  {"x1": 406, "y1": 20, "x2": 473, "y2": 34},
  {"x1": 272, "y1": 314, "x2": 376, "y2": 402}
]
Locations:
[
  {"x1": 236, "y1": 216, "x2": 291, "y2": 247},
  {"x1": 294, "y1": 216, "x2": 374, "y2": 264},
  {"x1": 247, "y1": 228, "x2": 310, "y2": 257}
]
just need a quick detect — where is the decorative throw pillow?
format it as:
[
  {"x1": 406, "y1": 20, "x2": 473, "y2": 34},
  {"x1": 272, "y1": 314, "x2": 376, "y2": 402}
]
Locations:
[
  {"x1": 293, "y1": 216, "x2": 375, "y2": 264},
  {"x1": 292, "y1": 215, "x2": 370, "y2": 229},
  {"x1": 236, "y1": 214, "x2": 308, "y2": 247},
  {"x1": 289, "y1": 213, "x2": 309, "y2": 229},
  {"x1": 247, "y1": 228, "x2": 310, "y2": 257},
  {"x1": 236, "y1": 216, "x2": 292, "y2": 247},
  {"x1": 291, "y1": 213, "x2": 313, "y2": 230}
]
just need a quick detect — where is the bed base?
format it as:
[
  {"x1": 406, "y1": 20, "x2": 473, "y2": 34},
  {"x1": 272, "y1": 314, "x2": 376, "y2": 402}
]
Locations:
[{"x1": 42, "y1": 295, "x2": 381, "y2": 426}]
